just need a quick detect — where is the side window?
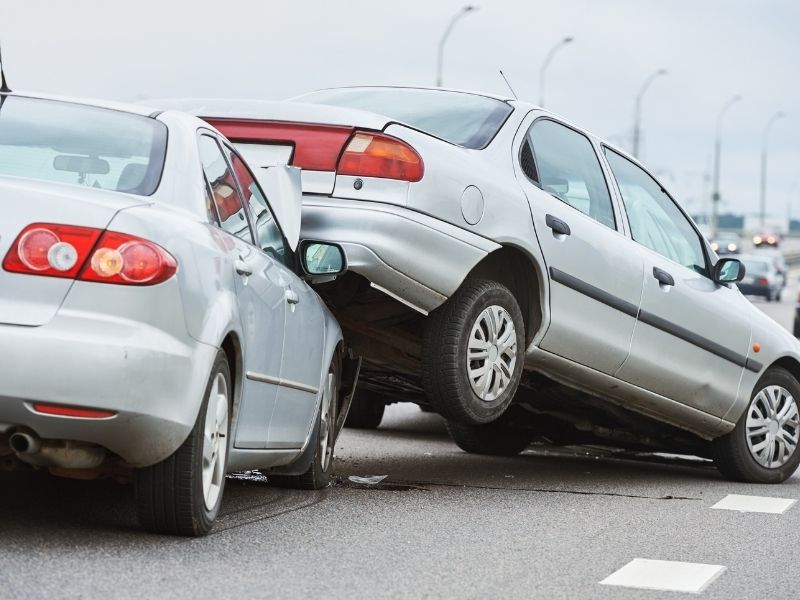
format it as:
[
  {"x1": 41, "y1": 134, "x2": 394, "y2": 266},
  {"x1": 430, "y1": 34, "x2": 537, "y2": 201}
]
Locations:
[
  {"x1": 526, "y1": 120, "x2": 616, "y2": 229},
  {"x1": 605, "y1": 148, "x2": 706, "y2": 274},
  {"x1": 224, "y1": 146, "x2": 290, "y2": 267},
  {"x1": 198, "y1": 135, "x2": 252, "y2": 243}
]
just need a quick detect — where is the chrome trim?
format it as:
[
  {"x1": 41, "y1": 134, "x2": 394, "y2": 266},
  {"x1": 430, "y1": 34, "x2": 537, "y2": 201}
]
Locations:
[
  {"x1": 369, "y1": 281, "x2": 429, "y2": 316},
  {"x1": 245, "y1": 371, "x2": 319, "y2": 394}
]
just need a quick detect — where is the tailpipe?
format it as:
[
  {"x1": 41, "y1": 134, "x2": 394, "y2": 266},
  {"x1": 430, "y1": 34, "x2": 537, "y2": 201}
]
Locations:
[{"x1": 9, "y1": 431, "x2": 41, "y2": 455}]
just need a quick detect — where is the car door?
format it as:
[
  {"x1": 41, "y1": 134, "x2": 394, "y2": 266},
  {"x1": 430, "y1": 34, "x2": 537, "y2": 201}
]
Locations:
[
  {"x1": 199, "y1": 134, "x2": 287, "y2": 449},
  {"x1": 604, "y1": 147, "x2": 752, "y2": 418},
  {"x1": 516, "y1": 116, "x2": 644, "y2": 375},
  {"x1": 224, "y1": 147, "x2": 326, "y2": 448}
]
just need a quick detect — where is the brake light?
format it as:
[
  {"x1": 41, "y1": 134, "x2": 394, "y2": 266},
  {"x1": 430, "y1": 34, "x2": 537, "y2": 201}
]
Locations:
[
  {"x1": 32, "y1": 403, "x2": 116, "y2": 419},
  {"x1": 757, "y1": 277, "x2": 769, "y2": 286},
  {"x1": 3, "y1": 224, "x2": 103, "y2": 279},
  {"x1": 337, "y1": 132, "x2": 424, "y2": 182},
  {"x1": 3, "y1": 223, "x2": 177, "y2": 285}
]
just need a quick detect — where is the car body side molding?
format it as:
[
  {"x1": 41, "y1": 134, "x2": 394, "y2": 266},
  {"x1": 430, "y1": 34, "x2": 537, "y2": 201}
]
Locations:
[{"x1": 548, "y1": 266, "x2": 759, "y2": 373}]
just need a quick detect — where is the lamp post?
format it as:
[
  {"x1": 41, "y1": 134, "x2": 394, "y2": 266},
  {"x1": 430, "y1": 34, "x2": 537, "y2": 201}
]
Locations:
[
  {"x1": 436, "y1": 5, "x2": 478, "y2": 87},
  {"x1": 759, "y1": 111, "x2": 786, "y2": 228},
  {"x1": 632, "y1": 68, "x2": 667, "y2": 158},
  {"x1": 711, "y1": 94, "x2": 741, "y2": 239},
  {"x1": 538, "y1": 36, "x2": 573, "y2": 108}
]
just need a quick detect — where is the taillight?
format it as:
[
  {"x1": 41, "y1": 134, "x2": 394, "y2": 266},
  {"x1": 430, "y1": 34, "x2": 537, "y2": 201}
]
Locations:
[
  {"x1": 3, "y1": 224, "x2": 102, "y2": 279},
  {"x1": 32, "y1": 403, "x2": 116, "y2": 419},
  {"x1": 3, "y1": 223, "x2": 177, "y2": 286},
  {"x1": 757, "y1": 277, "x2": 769, "y2": 286},
  {"x1": 337, "y1": 132, "x2": 424, "y2": 182}
]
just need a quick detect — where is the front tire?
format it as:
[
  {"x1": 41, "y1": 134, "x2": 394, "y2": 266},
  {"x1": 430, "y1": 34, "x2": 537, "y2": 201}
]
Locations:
[
  {"x1": 423, "y1": 278, "x2": 525, "y2": 425},
  {"x1": 136, "y1": 350, "x2": 231, "y2": 536},
  {"x1": 712, "y1": 367, "x2": 800, "y2": 483},
  {"x1": 446, "y1": 420, "x2": 531, "y2": 456},
  {"x1": 270, "y1": 355, "x2": 340, "y2": 490}
]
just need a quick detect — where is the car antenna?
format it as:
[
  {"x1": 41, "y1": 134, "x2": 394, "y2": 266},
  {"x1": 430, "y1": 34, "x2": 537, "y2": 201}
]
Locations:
[
  {"x1": 499, "y1": 70, "x2": 518, "y2": 100},
  {"x1": 0, "y1": 43, "x2": 10, "y2": 93}
]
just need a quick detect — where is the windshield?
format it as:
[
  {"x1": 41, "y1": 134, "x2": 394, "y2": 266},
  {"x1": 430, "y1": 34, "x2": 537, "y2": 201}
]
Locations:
[
  {"x1": 296, "y1": 88, "x2": 513, "y2": 149},
  {"x1": 0, "y1": 95, "x2": 167, "y2": 195}
]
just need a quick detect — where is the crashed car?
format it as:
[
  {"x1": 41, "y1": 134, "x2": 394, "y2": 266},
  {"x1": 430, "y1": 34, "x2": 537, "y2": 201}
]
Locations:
[
  {"x1": 0, "y1": 91, "x2": 354, "y2": 535},
  {"x1": 183, "y1": 87, "x2": 800, "y2": 484}
]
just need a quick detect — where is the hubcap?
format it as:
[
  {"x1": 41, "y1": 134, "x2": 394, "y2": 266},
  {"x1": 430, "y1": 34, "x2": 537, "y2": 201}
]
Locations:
[
  {"x1": 467, "y1": 305, "x2": 517, "y2": 402},
  {"x1": 746, "y1": 385, "x2": 800, "y2": 469},
  {"x1": 319, "y1": 369, "x2": 337, "y2": 472},
  {"x1": 202, "y1": 373, "x2": 229, "y2": 511}
]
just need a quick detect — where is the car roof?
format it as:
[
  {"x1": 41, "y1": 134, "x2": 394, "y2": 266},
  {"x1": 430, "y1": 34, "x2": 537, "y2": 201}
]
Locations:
[
  {"x1": 0, "y1": 90, "x2": 159, "y2": 117},
  {"x1": 300, "y1": 85, "x2": 516, "y2": 104}
]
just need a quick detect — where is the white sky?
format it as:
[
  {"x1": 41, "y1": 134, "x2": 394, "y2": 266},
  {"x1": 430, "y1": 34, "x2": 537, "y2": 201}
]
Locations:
[{"x1": 2, "y1": 0, "x2": 798, "y2": 219}]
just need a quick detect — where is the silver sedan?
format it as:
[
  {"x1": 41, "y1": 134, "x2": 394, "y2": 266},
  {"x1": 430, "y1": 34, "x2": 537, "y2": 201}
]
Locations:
[{"x1": 0, "y1": 91, "x2": 352, "y2": 535}]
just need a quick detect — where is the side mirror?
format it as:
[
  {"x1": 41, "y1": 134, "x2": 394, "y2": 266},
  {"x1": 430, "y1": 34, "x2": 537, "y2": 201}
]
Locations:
[
  {"x1": 300, "y1": 241, "x2": 346, "y2": 281},
  {"x1": 714, "y1": 257, "x2": 745, "y2": 284}
]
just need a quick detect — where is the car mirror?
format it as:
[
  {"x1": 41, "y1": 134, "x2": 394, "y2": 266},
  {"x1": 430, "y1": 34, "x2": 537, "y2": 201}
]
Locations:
[
  {"x1": 53, "y1": 155, "x2": 110, "y2": 175},
  {"x1": 714, "y1": 257, "x2": 745, "y2": 284},
  {"x1": 300, "y1": 241, "x2": 346, "y2": 280}
]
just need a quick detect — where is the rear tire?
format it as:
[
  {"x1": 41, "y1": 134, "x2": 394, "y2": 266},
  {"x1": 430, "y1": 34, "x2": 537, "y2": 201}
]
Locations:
[
  {"x1": 712, "y1": 367, "x2": 800, "y2": 483},
  {"x1": 136, "y1": 350, "x2": 231, "y2": 536},
  {"x1": 446, "y1": 420, "x2": 530, "y2": 456},
  {"x1": 270, "y1": 354, "x2": 340, "y2": 490},
  {"x1": 343, "y1": 388, "x2": 385, "y2": 429},
  {"x1": 423, "y1": 278, "x2": 525, "y2": 425}
]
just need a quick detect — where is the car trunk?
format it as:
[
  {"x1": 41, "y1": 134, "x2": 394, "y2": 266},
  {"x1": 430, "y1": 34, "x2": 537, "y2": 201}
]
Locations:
[{"x1": 0, "y1": 178, "x2": 148, "y2": 326}]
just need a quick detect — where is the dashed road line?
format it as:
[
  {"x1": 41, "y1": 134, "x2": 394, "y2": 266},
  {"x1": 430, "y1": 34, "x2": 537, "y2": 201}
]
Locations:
[
  {"x1": 710, "y1": 493, "x2": 797, "y2": 514},
  {"x1": 599, "y1": 558, "x2": 726, "y2": 593}
]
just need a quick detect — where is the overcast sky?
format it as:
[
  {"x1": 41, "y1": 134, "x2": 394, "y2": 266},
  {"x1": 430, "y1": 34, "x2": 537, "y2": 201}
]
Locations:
[{"x1": 2, "y1": 0, "x2": 797, "y2": 219}]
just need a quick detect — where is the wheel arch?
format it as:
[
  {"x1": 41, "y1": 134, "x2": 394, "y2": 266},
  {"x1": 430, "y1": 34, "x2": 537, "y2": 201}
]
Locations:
[
  {"x1": 220, "y1": 331, "x2": 244, "y2": 419},
  {"x1": 768, "y1": 356, "x2": 800, "y2": 384},
  {"x1": 465, "y1": 244, "x2": 545, "y2": 345}
]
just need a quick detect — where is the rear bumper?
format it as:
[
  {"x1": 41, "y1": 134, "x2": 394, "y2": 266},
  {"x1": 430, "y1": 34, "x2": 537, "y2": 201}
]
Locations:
[
  {"x1": 0, "y1": 310, "x2": 216, "y2": 467},
  {"x1": 737, "y1": 284, "x2": 771, "y2": 297},
  {"x1": 301, "y1": 196, "x2": 500, "y2": 313}
]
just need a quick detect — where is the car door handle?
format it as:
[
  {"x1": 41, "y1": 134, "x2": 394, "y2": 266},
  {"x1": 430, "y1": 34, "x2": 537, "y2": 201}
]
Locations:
[
  {"x1": 234, "y1": 259, "x2": 253, "y2": 277},
  {"x1": 652, "y1": 267, "x2": 674, "y2": 287},
  {"x1": 285, "y1": 289, "x2": 300, "y2": 305},
  {"x1": 545, "y1": 214, "x2": 571, "y2": 236}
]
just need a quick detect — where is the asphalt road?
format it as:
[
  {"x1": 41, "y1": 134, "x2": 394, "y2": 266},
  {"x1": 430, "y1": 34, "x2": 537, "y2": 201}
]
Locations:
[{"x1": 2, "y1": 264, "x2": 799, "y2": 599}]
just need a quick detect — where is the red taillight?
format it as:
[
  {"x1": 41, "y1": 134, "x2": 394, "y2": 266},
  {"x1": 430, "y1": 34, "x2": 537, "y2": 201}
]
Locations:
[
  {"x1": 337, "y1": 132, "x2": 424, "y2": 182},
  {"x1": 79, "y1": 231, "x2": 177, "y2": 285},
  {"x1": 757, "y1": 277, "x2": 769, "y2": 286},
  {"x1": 3, "y1": 223, "x2": 177, "y2": 286},
  {"x1": 3, "y1": 224, "x2": 103, "y2": 279},
  {"x1": 32, "y1": 403, "x2": 116, "y2": 419}
]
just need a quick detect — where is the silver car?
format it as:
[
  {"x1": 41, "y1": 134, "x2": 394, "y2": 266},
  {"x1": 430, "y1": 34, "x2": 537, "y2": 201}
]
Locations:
[
  {"x1": 0, "y1": 91, "x2": 353, "y2": 535},
  {"x1": 188, "y1": 87, "x2": 800, "y2": 484}
]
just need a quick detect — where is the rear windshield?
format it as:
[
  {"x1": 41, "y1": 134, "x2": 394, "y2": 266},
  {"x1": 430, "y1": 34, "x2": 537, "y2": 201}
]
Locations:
[
  {"x1": 296, "y1": 88, "x2": 513, "y2": 150},
  {"x1": 742, "y1": 260, "x2": 769, "y2": 274},
  {"x1": 0, "y1": 95, "x2": 167, "y2": 196}
]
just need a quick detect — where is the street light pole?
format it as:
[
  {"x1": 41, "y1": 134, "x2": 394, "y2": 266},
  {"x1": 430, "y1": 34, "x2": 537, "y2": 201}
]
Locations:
[
  {"x1": 759, "y1": 111, "x2": 786, "y2": 228},
  {"x1": 538, "y1": 36, "x2": 573, "y2": 108},
  {"x1": 436, "y1": 5, "x2": 477, "y2": 88},
  {"x1": 711, "y1": 94, "x2": 741, "y2": 239},
  {"x1": 632, "y1": 68, "x2": 667, "y2": 158}
]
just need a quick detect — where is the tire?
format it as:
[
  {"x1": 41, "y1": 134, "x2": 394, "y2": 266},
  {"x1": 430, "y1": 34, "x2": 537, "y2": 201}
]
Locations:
[
  {"x1": 343, "y1": 388, "x2": 385, "y2": 429},
  {"x1": 423, "y1": 278, "x2": 525, "y2": 425},
  {"x1": 136, "y1": 350, "x2": 231, "y2": 536},
  {"x1": 712, "y1": 367, "x2": 800, "y2": 483},
  {"x1": 270, "y1": 355, "x2": 340, "y2": 490},
  {"x1": 793, "y1": 318, "x2": 800, "y2": 338},
  {"x1": 446, "y1": 420, "x2": 531, "y2": 456}
]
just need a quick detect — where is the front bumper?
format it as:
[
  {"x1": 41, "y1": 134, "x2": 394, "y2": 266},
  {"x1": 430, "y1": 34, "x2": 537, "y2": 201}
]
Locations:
[
  {"x1": 0, "y1": 310, "x2": 216, "y2": 467},
  {"x1": 301, "y1": 197, "x2": 500, "y2": 313}
]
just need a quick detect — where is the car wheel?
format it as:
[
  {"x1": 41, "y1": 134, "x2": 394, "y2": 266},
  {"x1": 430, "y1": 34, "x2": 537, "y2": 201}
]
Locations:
[
  {"x1": 793, "y1": 318, "x2": 800, "y2": 338},
  {"x1": 136, "y1": 350, "x2": 231, "y2": 536},
  {"x1": 712, "y1": 367, "x2": 800, "y2": 483},
  {"x1": 776, "y1": 290, "x2": 782, "y2": 302},
  {"x1": 423, "y1": 278, "x2": 525, "y2": 425},
  {"x1": 270, "y1": 354, "x2": 340, "y2": 490},
  {"x1": 446, "y1": 420, "x2": 530, "y2": 456},
  {"x1": 343, "y1": 388, "x2": 385, "y2": 429}
]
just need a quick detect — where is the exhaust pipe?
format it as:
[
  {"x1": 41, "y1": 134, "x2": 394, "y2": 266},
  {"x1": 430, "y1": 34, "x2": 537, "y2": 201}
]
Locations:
[{"x1": 9, "y1": 432, "x2": 41, "y2": 455}]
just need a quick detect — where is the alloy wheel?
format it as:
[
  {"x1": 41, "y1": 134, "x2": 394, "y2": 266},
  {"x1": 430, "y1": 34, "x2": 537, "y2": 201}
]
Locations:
[
  {"x1": 746, "y1": 384, "x2": 800, "y2": 468},
  {"x1": 202, "y1": 373, "x2": 229, "y2": 510}
]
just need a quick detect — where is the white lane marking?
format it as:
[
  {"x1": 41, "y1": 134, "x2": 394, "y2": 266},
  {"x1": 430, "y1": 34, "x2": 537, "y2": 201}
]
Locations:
[
  {"x1": 710, "y1": 494, "x2": 796, "y2": 514},
  {"x1": 599, "y1": 559, "x2": 726, "y2": 593}
]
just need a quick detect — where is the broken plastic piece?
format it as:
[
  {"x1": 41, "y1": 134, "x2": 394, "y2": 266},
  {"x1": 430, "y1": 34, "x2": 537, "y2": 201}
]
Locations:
[{"x1": 348, "y1": 475, "x2": 388, "y2": 485}]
